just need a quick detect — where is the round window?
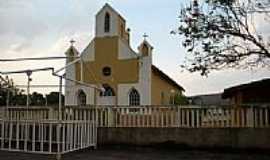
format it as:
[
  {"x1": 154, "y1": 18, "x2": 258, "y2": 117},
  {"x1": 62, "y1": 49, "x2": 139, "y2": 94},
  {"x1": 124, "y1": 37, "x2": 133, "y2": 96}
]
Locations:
[{"x1": 102, "y1": 67, "x2": 111, "y2": 76}]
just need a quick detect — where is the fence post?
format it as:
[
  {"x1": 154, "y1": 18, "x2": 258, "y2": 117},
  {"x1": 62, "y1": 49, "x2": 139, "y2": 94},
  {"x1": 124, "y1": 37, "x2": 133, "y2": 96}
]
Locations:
[
  {"x1": 48, "y1": 107, "x2": 54, "y2": 120},
  {"x1": 1, "y1": 120, "x2": 4, "y2": 149},
  {"x1": 57, "y1": 122, "x2": 61, "y2": 156},
  {"x1": 107, "y1": 107, "x2": 114, "y2": 127},
  {"x1": 176, "y1": 106, "x2": 180, "y2": 127},
  {"x1": 247, "y1": 106, "x2": 255, "y2": 128}
]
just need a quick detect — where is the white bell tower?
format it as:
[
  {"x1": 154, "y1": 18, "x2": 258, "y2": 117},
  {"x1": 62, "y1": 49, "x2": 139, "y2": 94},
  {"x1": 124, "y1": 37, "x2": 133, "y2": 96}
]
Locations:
[
  {"x1": 95, "y1": 3, "x2": 130, "y2": 43},
  {"x1": 95, "y1": 4, "x2": 119, "y2": 37}
]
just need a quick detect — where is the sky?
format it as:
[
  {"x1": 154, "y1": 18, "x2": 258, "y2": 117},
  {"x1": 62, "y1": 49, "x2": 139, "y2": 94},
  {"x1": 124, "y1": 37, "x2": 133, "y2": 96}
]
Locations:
[{"x1": 0, "y1": 0, "x2": 270, "y2": 96}]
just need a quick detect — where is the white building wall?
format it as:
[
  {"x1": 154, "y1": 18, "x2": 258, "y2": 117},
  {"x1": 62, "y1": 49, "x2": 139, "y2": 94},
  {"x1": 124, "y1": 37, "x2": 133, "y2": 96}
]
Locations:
[
  {"x1": 81, "y1": 40, "x2": 95, "y2": 62},
  {"x1": 65, "y1": 57, "x2": 76, "y2": 106},
  {"x1": 65, "y1": 85, "x2": 95, "y2": 106},
  {"x1": 97, "y1": 96, "x2": 116, "y2": 106},
  {"x1": 65, "y1": 38, "x2": 96, "y2": 106},
  {"x1": 65, "y1": 41, "x2": 96, "y2": 106},
  {"x1": 118, "y1": 39, "x2": 138, "y2": 60}
]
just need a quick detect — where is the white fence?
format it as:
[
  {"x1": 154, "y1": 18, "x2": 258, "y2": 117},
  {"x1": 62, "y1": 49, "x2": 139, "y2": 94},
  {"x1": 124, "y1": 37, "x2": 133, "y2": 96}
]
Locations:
[
  {"x1": 0, "y1": 105, "x2": 269, "y2": 158},
  {"x1": 3, "y1": 105, "x2": 270, "y2": 128},
  {"x1": 0, "y1": 109, "x2": 97, "y2": 156},
  {"x1": 96, "y1": 106, "x2": 270, "y2": 128}
]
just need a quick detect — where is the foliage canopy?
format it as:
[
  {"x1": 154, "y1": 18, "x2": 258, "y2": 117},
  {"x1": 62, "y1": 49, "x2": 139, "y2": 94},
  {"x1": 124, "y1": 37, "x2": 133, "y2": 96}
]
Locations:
[{"x1": 173, "y1": 0, "x2": 270, "y2": 75}]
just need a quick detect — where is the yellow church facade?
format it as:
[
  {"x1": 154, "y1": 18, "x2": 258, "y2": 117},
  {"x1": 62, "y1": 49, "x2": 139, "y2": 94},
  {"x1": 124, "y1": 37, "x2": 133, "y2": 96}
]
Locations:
[{"x1": 65, "y1": 4, "x2": 184, "y2": 106}]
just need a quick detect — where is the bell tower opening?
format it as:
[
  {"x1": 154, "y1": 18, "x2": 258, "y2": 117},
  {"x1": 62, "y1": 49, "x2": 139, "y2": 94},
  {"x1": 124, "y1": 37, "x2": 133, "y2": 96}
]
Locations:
[{"x1": 104, "y1": 12, "x2": 110, "y2": 33}]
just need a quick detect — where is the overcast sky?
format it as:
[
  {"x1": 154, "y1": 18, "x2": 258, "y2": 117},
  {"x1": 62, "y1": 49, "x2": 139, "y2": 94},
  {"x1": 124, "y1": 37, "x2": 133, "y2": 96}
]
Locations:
[{"x1": 0, "y1": 0, "x2": 270, "y2": 96}]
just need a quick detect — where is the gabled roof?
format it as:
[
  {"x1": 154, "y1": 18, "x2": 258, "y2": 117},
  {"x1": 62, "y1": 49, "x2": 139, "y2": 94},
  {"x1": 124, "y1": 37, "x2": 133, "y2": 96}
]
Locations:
[
  {"x1": 222, "y1": 78, "x2": 270, "y2": 98},
  {"x1": 139, "y1": 40, "x2": 154, "y2": 49},
  {"x1": 151, "y1": 65, "x2": 185, "y2": 91}
]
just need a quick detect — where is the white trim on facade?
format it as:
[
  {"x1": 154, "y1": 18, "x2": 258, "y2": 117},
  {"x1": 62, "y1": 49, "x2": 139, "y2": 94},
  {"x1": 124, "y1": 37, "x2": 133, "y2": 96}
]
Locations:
[
  {"x1": 81, "y1": 40, "x2": 95, "y2": 62},
  {"x1": 118, "y1": 39, "x2": 138, "y2": 60},
  {"x1": 118, "y1": 55, "x2": 152, "y2": 106}
]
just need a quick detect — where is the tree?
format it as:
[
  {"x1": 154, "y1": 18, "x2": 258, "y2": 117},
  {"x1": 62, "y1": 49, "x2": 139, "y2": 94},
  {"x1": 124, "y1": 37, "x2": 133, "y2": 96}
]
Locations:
[
  {"x1": 170, "y1": 93, "x2": 189, "y2": 105},
  {"x1": 0, "y1": 75, "x2": 47, "y2": 106},
  {"x1": 174, "y1": 94, "x2": 189, "y2": 105},
  {"x1": 0, "y1": 75, "x2": 20, "y2": 106},
  {"x1": 173, "y1": 0, "x2": 270, "y2": 75},
  {"x1": 13, "y1": 93, "x2": 27, "y2": 106},
  {"x1": 46, "y1": 92, "x2": 64, "y2": 106},
  {"x1": 30, "y1": 92, "x2": 45, "y2": 106}
]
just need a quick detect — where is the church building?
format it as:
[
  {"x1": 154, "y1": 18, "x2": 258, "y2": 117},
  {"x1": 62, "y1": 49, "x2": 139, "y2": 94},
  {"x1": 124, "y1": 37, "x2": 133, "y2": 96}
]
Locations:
[{"x1": 64, "y1": 4, "x2": 184, "y2": 106}]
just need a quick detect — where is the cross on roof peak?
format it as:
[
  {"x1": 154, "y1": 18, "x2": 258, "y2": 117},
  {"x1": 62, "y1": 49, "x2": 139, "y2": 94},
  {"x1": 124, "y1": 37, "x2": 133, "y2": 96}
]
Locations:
[
  {"x1": 70, "y1": 39, "x2": 76, "y2": 46},
  {"x1": 143, "y1": 33, "x2": 149, "y2": 40}
]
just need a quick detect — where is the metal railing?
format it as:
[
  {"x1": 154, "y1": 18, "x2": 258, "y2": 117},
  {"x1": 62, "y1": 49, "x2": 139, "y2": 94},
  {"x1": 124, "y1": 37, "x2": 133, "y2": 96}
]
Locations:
[
  {"x1": 0, "y1": 105, "x2": 97, "y2": 156},
  {"x1": 0, "y1": 119, "x2": 97, "y2": 154}
]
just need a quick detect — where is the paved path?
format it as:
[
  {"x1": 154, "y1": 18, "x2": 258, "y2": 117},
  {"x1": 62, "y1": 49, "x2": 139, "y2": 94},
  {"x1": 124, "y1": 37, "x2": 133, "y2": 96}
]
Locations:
[{"x1": 1, "y1": 148, "x2": 270, "y2": 160}]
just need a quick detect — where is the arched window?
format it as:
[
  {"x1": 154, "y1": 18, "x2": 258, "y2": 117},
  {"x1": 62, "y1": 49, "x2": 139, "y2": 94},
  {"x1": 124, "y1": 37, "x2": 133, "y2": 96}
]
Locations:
[
  {"x1": 100, "y1": 84, "x2": 115, "y2": 97},
  {"x1": 129, "y1": 88, "x2": 140, "y2": 106},
  {"x1": 104, "y1": 12, "x2": 110, "y2": 33},
  {"x1": 77, "y1": 89, "x2": 86, "y2": 106}
]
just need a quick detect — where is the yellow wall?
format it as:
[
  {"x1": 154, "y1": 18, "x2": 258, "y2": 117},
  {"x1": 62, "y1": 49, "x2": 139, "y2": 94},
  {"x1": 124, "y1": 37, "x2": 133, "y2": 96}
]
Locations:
[
  {"x1": 75, "y1": 36, "x2": 139, "y2": 97},
  {"x1": 151, "y1": 71, "x2": 182, "y2": 105}
]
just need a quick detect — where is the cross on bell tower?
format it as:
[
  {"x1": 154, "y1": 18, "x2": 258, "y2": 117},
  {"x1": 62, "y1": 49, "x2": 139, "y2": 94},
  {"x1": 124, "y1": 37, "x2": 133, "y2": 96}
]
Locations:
[
  {"x1": 139, "y1": 33, "x2": 153, "y2": 57},
  {"x1": 143, "y1": 33, "x2": 149, "y2": 40},
  {"x1": 70, "y1": 39, "x2": 76, "y2": 46}
]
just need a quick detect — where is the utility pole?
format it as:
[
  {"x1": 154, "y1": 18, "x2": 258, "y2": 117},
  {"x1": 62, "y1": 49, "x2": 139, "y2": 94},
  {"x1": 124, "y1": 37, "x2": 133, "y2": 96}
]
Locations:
[
  {"x1": 56, "y1": 75, "x2": 63, "y2": 160},
  {"x1": 58, "y1": 76, "x2": 63, "y2": 121},
  {"x1": 6, "y1": 88, "x2": 9, "y2": 119},
  {"x1": 26, "y1": 70, "x2": 32, "y2": 120},
  {"x1": 45, "y1": 95, "x2": 48, "y2": 107}
]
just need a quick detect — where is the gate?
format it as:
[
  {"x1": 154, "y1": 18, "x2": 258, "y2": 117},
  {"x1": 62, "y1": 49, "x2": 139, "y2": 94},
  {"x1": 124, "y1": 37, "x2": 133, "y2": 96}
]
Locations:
[{"x1": 0, "y1": 117, "x2": 97, "y2": 158}]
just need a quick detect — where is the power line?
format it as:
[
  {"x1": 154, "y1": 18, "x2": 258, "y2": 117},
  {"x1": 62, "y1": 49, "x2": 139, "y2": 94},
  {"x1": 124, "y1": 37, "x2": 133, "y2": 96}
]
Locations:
[
  {"x1": 15, "y1": 85, "x2": 75, "y2": 88},
  {"x1": 0, "y1": 67, "x2": 54, "y2": 75},
  {"x1": 0, "y1": 56, "x2": 79, "y2": 62},
  {"x1": 0, "y1": 67, "x2": 102, "y2": 91}
]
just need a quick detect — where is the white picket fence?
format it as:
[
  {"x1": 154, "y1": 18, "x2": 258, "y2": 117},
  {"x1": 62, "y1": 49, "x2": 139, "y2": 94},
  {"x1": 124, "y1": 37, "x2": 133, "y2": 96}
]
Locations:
[{"x1": 3, "y1": 105, "x2": 270, "y2": 128}]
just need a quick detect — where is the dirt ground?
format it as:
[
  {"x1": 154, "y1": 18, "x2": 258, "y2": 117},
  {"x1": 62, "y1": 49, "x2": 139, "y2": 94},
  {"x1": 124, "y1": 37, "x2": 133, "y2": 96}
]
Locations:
[{"x1": 1, "y1": 147, "x2": 270, "y2": 160}]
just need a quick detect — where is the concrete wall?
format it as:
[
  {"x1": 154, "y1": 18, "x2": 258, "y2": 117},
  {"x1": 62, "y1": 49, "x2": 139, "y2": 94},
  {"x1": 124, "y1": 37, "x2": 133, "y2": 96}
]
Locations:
[{"x1": 98, "y1": 128, "x2": 270, "y2": 149}]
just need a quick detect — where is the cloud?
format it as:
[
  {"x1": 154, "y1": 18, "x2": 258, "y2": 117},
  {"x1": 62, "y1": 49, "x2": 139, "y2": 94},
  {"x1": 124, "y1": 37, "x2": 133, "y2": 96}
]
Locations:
[
  {"x1": 0, "y1": 0, "x2": 44, "y2": 37},
  {"x1": 0, "y1": 0, "x2": 269, "y2": 96},
  {"x1": 0, "y1": 0, "x2": 33, "y2": 9},
  {"x1": 10, "y1": 41, "x2": 32, "y2": 52},
  {"x1": 174, "y1": 67, "x2": 270, "y2": 96},
  {"x1": 47, "y1": 31, "x2": 92, "y2": 57}
]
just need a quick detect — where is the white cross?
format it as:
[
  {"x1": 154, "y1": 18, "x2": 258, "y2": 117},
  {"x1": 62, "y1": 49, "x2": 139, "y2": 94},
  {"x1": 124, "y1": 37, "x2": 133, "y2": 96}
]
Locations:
[
  {"x1": 70, "y1": 39, "x2": 76, "y2": 46},
  {"x1": 143, "y1": 33, "x2": 149, "y2": 40}
]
